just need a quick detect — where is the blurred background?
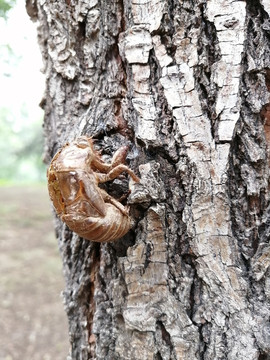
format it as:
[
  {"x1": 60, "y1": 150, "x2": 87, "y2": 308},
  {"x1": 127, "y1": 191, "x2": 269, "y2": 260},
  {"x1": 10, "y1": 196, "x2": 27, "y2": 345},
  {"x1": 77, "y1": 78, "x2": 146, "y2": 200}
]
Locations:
[{"x1": 0, "y1": 1, "x2": 69, "y2": 359}]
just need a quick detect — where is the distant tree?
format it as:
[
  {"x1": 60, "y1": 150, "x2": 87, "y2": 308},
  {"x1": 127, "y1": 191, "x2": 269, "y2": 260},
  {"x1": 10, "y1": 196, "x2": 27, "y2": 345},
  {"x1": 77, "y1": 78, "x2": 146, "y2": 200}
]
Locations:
[
  {"x1": 0, "y1": 106, "x2": 45, "y2": 182},
  {"x1": 0, "y1": 0, "x2": 16, "y2": 19}
]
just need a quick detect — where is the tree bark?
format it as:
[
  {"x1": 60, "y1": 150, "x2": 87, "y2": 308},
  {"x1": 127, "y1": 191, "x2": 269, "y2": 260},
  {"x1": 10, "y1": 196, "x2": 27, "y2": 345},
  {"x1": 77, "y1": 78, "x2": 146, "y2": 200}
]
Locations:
[{"x1": 27, "y1": 0, "x2": 270, "y2": 359}]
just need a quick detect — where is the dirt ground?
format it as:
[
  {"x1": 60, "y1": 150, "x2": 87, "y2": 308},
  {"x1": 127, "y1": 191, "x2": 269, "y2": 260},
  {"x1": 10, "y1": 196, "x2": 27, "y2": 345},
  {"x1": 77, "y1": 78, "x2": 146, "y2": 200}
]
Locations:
[{"x1": 0, "y1": 185, "x2": 70, "y2": 360}]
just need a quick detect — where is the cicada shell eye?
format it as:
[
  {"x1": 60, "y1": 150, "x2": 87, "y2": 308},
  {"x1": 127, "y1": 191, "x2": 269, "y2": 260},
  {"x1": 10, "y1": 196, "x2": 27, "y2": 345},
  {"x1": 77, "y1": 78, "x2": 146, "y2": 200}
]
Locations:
[{"x1": 76, "y1": 136, "x2": 91, "y2": 149}]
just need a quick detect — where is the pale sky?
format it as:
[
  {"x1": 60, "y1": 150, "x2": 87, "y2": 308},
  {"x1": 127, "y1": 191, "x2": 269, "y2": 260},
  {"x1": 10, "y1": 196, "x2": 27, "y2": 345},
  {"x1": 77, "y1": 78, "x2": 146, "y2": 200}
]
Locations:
[{"x1": 0, "y1": 1, "x2": 44, "y2": 130}]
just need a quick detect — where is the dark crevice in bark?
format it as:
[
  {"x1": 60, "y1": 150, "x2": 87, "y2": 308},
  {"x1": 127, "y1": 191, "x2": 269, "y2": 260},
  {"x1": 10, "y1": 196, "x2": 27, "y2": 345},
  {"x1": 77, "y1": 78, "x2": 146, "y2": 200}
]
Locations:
[
  {"x1": 153, "y1": 0, "x2": 177, "y2": 59},
  {"x1": 194, "y1": 5, "x2": 221, "y2": 143},
  {"x1": 188, "y1": 262, "x2": 200, "y2": 318},
  {"x1": 109, "y1": 230, "x2": 138, "y2": 258},
  {"x1": 75, "y1": 17, "x2": 87, "y2": 73},
  {"x1": 149, "y1": 49, "x2": 162, "y2": 94},
  {"x1": 118, "y1": 0, "x2": 125, "y2": 32},
  {"x1": 78, "y1": 19, "x2": 86, "y2": 39},
  {"x1": 111, "y1": 0, "x2": 131, "y2": 142},
  {"x1": 164, "y1": 146, "x2": 198, "y2": 320},
  {"x1": 228, "y1": 0, "x2": 270, "y2": 265},
  {"x1": 147, "y1": 50, "x2": 180, "y2": 162},
  {"x1": 265, "y1": 69, "x2": 270, "y2": 90},
  {"x1": 154, "y1": 351, "x2": 163, "y2": 360},
  {"x1": 198, "y1": 324, "x2": 207, "y2": 359},
  {"x1": 258, "y1": 202, "x2": 270, "y2": 250},
  {"x1": 143, "y1": 242, "x2": 153, "y2": 271},
  {"x1": 104, "y1": 38, "x2": 134, "y2": 140},
  {"x1": 229, "y1": 129, "x2": 265, "y2": 260},
  {"x1": 259, "y1": 352, "x2": 270, "y2": 360},
  {"x1": 221, "y1": 325, "x2": 229, "y2": 359},
  {"x1": 246, "y1": 0, "x2": 270, "y2": 69},
  {"x1": 146, "y1": 145, "x2": 178, "y2": 166},
  {"x1": 156, "y1": 321, "x2": 174, "y2": 357},
  {"x1": 159, "y1": 321, "x2": 173, "y2": 349},
  {"x1": 247, "y1": 0, "x2": 270, "y2": 23}
]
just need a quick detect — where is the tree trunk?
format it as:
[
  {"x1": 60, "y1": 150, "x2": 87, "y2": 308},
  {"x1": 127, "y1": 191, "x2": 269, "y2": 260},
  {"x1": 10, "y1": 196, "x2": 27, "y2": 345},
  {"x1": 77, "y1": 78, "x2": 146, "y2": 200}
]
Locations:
[{"x1": 27, "y1": 0, "x2": 270, "y2": 359}]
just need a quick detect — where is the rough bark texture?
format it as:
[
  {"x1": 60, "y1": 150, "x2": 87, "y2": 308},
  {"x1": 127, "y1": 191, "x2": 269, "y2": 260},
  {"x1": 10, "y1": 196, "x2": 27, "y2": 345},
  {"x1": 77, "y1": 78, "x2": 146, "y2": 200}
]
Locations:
[{"x1": 27, "y1": 0, "x2": 270, "y2": 359}]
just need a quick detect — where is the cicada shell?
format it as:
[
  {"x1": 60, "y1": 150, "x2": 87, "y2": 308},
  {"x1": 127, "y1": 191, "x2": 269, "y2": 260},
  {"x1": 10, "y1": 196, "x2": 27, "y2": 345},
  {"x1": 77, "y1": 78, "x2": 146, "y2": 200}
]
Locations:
[{"x1": 47, "y1": 136, "x2": 140, "y2": 242}]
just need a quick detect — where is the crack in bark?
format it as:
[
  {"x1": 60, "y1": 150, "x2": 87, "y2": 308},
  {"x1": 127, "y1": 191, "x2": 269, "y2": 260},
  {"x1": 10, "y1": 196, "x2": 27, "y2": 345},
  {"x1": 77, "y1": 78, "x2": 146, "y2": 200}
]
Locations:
[
  {"x1": 194, "y1": 4, "x2": 221, "y2": 143},
  {"x1": 153, "y1": 0, "x2": 176, "y2": 58},
  {"x1": 198, "y1": 324, "x2": 207, "y2": 360},
  {"x1": 155, "y1": 320, "x2": 174, "y2": 359},
  {"x1": 229, "y1": 0, "x2": 270, "y2": 263}
]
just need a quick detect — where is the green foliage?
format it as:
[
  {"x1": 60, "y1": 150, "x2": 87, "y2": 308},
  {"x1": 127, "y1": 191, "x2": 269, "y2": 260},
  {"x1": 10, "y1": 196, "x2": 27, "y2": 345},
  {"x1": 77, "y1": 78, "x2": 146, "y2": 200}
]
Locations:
[
  {"x1": 0, "y1": 3, "x2": 46, "y2": 185},
  {"x1": 0, "y1": 105, "x2": 46, "y2": 184},
  {"x1": 0, "y1": 0, "x2": 46, "y2": 185},
  {"x1": 0, "y1": 43, "x2": 20, "y2": 77},
  {"x1": 0, "y1": 0, "x2": 16, "y2": 19}
]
